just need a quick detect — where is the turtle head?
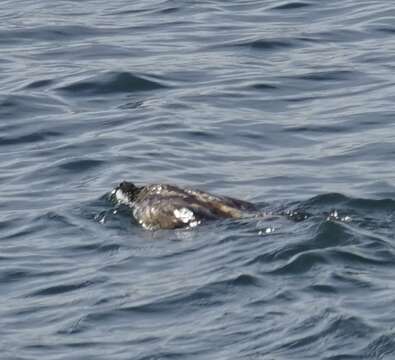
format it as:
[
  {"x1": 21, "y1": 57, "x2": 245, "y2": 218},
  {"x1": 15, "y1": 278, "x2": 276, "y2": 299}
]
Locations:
[{"x1": 112, "y1": 181, "x2": 142, "y2": 205}]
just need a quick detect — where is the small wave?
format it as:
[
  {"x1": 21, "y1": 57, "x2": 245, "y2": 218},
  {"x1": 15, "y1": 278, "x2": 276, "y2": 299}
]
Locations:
[
  {"x1": 57, "y1": 71, "x2": 168, "y2": 96},
  {"x1": 213, "y1": 37, "x2": 297, "y2": 52},
  {"x1": 347, "y1": 197, "x2": 395, "y2": 211},
  {"x1": 363, "y1": 334, "x2": 395, "y2": 359},
  {"x1": 266, "y1": 244, "x2": 393, "y2": 276},
  {"x1": 24, "y1": 79, "x2": 54, "y2": 90},
  {"x1": 0, "y1": 269, "x2": 31, "y2": 284},
  {"x1": 302, "y1": 193, "x2": 395, "y2": 232},
  {"x1": 313, "y1": 29, "x2": 367, "y2": 43},
  {"x1": 28, "y1": 280, "x2": 95, "y2": 297},
  {"x1": 307, "y1": 284, "x2": 337, "y2": 294},
  {"x1": 271, "y1": 2, "x2": 312, "y2": 10},
  {"x1": 246, "y1": 219, "x2": 353, "y2": 265},
  {"x1": 268, "y1": 250, "x2": 329, "y2": 275},
  {"x1": 57, "y1": 158, "x2": 105, "y2": 172},
  {"x1": 249, "y1": 39, "x2": 294, "y2": 50},
  {"x1": 0, "y1": 25, "x2": 103, "y2": 44},
  {"x1": 303, "y1": 193, "x2": 351, "y2": 208},
  {"x1": 292, "y1": 70, "x2": 357, "y2": 82},
  {"x1": 373, "y1": 26, "x2": 395, "y2": 35},
  {"x1": 62, "y1": 242, "x2": 121, "y2": 255},
  {"x1": 276, "y1": 313, "x2": 374, "y2": 355},
  {"x1": 0, "y1": 94, "x2": 66, "y2": 118},
  {"x1": 328, "y1": 247, "x2": 394, "y2": 266},
  {"x1": 284, "y1": 124, "x2": 349, "y2": 134},
  {"x1": 155, "y1": 6, "x2": 180, "y2": 15},
  {"x1": 0, "y1": 130, "x2": 61, "y2": 146},
  {"x1": 235, "y1": 38, "x2": 294, "y2": 51},
  {"x1": 82, "y1": 272, "x2": 261, "y2": 325},
  {"x1": 248, "y1": 83, "x2": 278, "y2": 91}
]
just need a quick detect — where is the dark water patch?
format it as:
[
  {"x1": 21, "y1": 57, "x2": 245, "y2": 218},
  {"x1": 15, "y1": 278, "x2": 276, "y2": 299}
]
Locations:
[
  {"x1": 346, "y1": 197, "x2": 395, "y2": 212},
  {"x1": 60, "y1": 242, "x2": 122, "y2": 256},
  {"x1": 166, "y1": 129, "x2": 221, "y2": 143},
  {"x1": 245, "y1": 38, "x2": 294, "y2": 51},
  {"x1": 283, "y1": 95, "x2": 319, "y2": 103},
  {"x1": 57, "y1": 158, "x2": 105, "y2": 172},
  {"x1": 0, "y1": 25, "x2": 106, "y2": 44},
  {"x1": 238, "y1": 129, "x2": 268, "y2": 141},
  {"x1": 331, "y1": 270, "x2": 374, "y2": 291},
  {"x1": 245, "y1": 213, "x2": 390, "y2": 276},
  {"x1": 0, "y1": 267, "x2": 67, "y2": 285},
  {"x1": 220, "y1": 273, "x2": 261, "y2": 287},
  {"x1": 31, "y1": 210, "x2": 102, "y2": 244},
  {"x1": 40, "y1": 211, "x2": 75, "y2": 226},
  {"x1": 364, "y1": 334, "x2": 395, "y2": 359},
  {"x1": 85, "y1": 274, "x2": 261, "y2": 325},
  {"x1": 2, "y1": 226, "x2": 41, "y2": 242},
  {"x1": 294, "y1": 35, "x2": 324, "y2": 44},
  {"x1": 247, "y1": 220, "x2": 355, "y2": 267},
  {"x1": 137, "y1": 120, "x2": 184, "y2": 133},
  {"x1": 322, "y1": 355, "x2": 360, "y2": 360},
  {"x1": 216, "y1": 37, "x2": 297, "y2": 52},
  {"x1": 106, "y1": 6, "x2": 154, "y2": 16},
  {"x1": 268, "y1": 250, "x2": 329, "y2": 275},
  {"x1": 307, "y1": 284, "x2": 337, "y2": 294},
  {"x1": 0, "y1": 94, "x2": 67, "y2": 118},
  {"x1": 106, "y1": 3, "x2": 183, "y2": 17},
  {"x1": 247, "y1": 289, "x2": 297, "y2": 308},
  {"x1": 313, "y1": 29, "x2": 368, "y2": 43},
  {"x1": 303, "y1": 193, "x2": 350, "y2": 209},
  {"x1": 336, "y1": 141, "x2": 395, "y2": 164},
  {"x1": 250, "y1": 39, "x2": 294, "y2": 50},
  {"x1": 122, "y1": 20, "x2": 193, "y2": 32},
  {"x1": 271, "y1": 2, "x2": 312, "y2": 10},
  {"x1": 38, "y1": 43, "x2": 145, "y2": 61},
  {"x1": 0, "y1": 130, "x2": 61, "y2": 147},
  {"x1": 302, "y1": 194, "x2": 395, "y2": 233},
  {"x1": 0, "y1": 269, "x2": 31, "y2": 284},
  {"x1": 24, "y1": 79, "x2": 55, "y2": 90},
  {"x1": 57, "y1": 72, "x2": 168, "y2": 96},
  {"x1": 28, "y1": 279, "x2": 97, "y2": 297},
  {"x1": 159, "y1": 7, "x2": 180, "y2": 15},
  {"x1": 374, "y1": 26, "x2": 395, "y2": 35},
  {"x1": 292, "y1": 70, "x2": 357, "y2": 82},
  {"x1": 329, "y1": 247, "x2": 394, "y2": 267},
  {"x1": 312, "y1": 220, "x2": 358, "y2": 247},
  {"x1": 118, "y1": 98, "x2": 146, "y2": 110},
  {"x1": 248, "y1": 83, "x2": 278, "y2": 91},
  {"x1": 284, "y1": 124, "x2": 350, "y2": 134},
  {"x1": 277, "y1": 313, "x2": 374, "y2": 356}
]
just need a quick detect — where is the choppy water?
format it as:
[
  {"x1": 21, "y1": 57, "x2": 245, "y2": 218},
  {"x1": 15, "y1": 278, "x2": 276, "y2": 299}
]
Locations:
[{"x1": 1, "y1": 1, "x2": 395, "y2": 359}]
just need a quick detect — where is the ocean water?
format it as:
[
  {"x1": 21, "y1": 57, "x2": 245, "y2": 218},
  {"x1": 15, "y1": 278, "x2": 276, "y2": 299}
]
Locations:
[{"x1": 1, "y1": 0, "x2": 395, "y2": 359}]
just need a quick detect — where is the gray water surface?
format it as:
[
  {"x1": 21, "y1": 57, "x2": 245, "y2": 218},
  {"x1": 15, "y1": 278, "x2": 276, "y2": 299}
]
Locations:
[{"x1": 1, "y1": 1, "x2": 395, "y2": 359}]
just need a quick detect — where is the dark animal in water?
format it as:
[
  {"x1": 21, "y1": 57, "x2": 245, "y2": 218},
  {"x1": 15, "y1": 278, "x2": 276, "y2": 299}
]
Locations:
[
  {"x1": 111, "y1": 181, "x2": 306, "y2": 230},
  {"x1": 112, "y1": 181, "x2": 259, "y2": 230}
]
